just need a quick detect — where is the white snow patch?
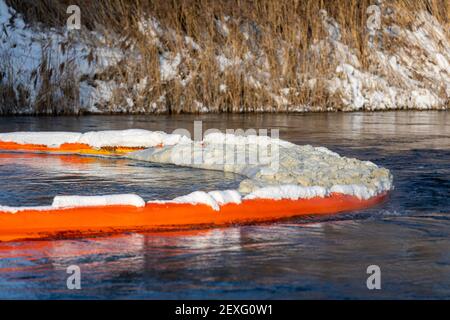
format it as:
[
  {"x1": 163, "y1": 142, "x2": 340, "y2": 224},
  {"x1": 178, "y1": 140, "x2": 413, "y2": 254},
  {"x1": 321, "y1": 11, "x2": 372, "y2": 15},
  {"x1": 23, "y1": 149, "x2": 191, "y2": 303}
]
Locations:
[
  {"x1": 160, "y1": 53, "x2": 182, "y2": 81},
  {"x1": 204, "y1": 132, "x2": 294, "y2": 148},
  {"x1": 208, "y1": 190, "x2": 242, "y2": 206},
  {"x1": 216, "y1": 54, "x2": 241, "y2": 72},
  {"x1": 78, "y1": 129, "x2": 191, "y2": 148},
  {"x1": 171, "y1": 191, "x2": 221, "y2": 211},
  {"x1": 219, "y1": 84, "x2": 227, "y2": 93},
  {"x1": 0, "y1": 205, "x2": 55, "y2": 214},
  {"x1": 148, "y1": 190, "x2": 242, "y2": 211},
  {"x1": 244, "y1": 185, "x2": 328, "y2": 200},
  {"x1": 244, "y1": 183, "x2": 388, "y2": 201},
  {"x1": 52, "y1": 194, "x2": 146, "y2": 208},
  {"x1": 0, "y1": 129, "x2": 192, "y2": 148},
  {"x1": 0, "y1": 0, "x2": 125, "y2": 113},
  {"x1": 329, "y1": 184, "x2": 377, "y2": 200},
  {"x1": 314, "y1": 146, "x2": 340, "y2": 157},
  {"x1": 0, "y1": 194, "x2": 146, "y2": 213},
  {"x1": 0, "y1": 132, "x2": 82, "y2": 147},
  {"x1": 185, "y1": 36, "x2": 201, "y2": 51},
  {"x1": 216, "y1": 19, "x2": 230, "y2": 37}
]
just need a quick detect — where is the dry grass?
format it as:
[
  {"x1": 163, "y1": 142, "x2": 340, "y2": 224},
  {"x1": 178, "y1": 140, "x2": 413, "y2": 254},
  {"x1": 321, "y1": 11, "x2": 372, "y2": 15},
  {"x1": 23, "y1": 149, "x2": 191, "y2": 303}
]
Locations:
[{"x1": 3, "y1": 0, "x2": 450, "y2": 114}]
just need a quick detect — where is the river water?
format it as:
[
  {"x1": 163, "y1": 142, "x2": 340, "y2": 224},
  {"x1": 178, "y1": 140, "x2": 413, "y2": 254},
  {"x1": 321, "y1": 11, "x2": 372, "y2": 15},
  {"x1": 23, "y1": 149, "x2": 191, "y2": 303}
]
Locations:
[{"x1": 0, "y1": 111, "x2": 449, "y2": 299}]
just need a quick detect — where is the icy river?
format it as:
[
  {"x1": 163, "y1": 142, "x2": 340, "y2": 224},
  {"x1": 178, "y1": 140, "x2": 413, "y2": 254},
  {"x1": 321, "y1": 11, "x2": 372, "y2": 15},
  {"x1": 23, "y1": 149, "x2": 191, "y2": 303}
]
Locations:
[{"x1": 0, "y1": 111, "x2": 449, "y2": 299}]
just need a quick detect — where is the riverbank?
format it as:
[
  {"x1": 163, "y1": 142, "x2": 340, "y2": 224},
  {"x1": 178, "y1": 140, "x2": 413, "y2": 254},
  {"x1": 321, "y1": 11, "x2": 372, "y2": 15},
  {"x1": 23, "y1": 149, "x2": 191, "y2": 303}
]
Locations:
[{"x1": 1, "y1": 0, "x2": 449, "y2": 115}]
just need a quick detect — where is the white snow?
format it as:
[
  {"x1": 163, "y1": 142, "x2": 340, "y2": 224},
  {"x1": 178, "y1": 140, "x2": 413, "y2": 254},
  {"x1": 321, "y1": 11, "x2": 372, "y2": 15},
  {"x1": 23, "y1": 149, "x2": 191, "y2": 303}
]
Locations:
[
  {"x1": 204, "y1": 132, "x2": 295, "y2": 148},
  {"x1": 0, "y1": 129, "x2": 191, "y2": 148},
  {"x1": 219, "y1": 84, "x2": 227, "y2": 93},
  {"x1": 160, "y1": 53, "x2": 182, "y2": 81},
  {"x1": 52, "y1": 194, "x2": 146, "y2": 208},
  {"x1": 0, "y1": 132, "x2": 82, "y2": 147},
  {"x1": 0, "y1": 194, "x2": 145, "y2": 213},
  {"x1": 322, "y1": 7, "x2": 448, "y2": 111},
  {"x1": 244, "y1": 185, "x2": 328, "y2": 200},
  {"x1": 329, "y1": 184, "x2": 377, "y2": 200},
  {"x1": 0, "y1": 205, "x2": 55, "y2": 214},
  {"x1": 0, "y1": 0, "x2": 125, "y2": 113},
  {"x1": 243, "y1": 183, "x2": 387, "y2": 201},
  {"x1": 78, "y1": 129, "x2": 191, "y2": 148},
  {"x1": 208, "y1": 190, "x2": 242, "y2": 206},
  {"x1": 147, "y1": 190, "x2": 242, "y2": 211},
  {"x1": 171, "y1": 191, "x2": 221, "y2": 211},
  {"x1": 216, "y1": 54, "x2": 241, "y2": 72}
]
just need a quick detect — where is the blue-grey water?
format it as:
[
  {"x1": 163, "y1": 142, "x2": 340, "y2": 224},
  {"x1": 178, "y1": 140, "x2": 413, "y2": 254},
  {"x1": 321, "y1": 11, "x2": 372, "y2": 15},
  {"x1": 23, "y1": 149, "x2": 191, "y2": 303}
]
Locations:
[{"x1": 0, "y1": 112, "x2": 449, "y2": 299}]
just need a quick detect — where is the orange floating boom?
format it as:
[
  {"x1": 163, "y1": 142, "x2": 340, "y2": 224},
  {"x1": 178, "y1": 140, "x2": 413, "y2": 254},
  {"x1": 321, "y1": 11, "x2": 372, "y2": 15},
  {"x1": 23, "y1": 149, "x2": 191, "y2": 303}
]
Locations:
[
  {"x1": 0, "y1": 139, "x2": 389, "y2": 242},
  {"x1": 0, "y1": 141, "x2": 145, "y2": 156},
  {"x1": 0, "y1": 193, "x2": 387, "y2": 242}
]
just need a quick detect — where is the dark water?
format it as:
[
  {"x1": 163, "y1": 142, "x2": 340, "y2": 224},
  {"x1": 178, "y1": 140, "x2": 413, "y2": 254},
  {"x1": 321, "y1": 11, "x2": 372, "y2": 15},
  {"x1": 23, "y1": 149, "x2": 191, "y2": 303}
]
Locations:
[{"x1": 0, "y1": 112, "x2": 449, "y2": 299}]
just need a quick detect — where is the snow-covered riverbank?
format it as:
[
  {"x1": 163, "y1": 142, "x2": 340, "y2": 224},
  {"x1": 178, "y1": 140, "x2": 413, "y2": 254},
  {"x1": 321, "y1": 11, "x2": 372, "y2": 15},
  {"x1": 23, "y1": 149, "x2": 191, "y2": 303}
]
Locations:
[{"x1": 1, "y1": 0, "x2": 448, "y2": 114}]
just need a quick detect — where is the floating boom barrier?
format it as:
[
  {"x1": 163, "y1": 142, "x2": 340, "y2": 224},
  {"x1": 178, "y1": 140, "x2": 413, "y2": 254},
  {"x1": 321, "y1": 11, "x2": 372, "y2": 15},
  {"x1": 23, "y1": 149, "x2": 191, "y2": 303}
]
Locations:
[{"x1": 0, "y1": 130, "x2": 392, "y2": 242}]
